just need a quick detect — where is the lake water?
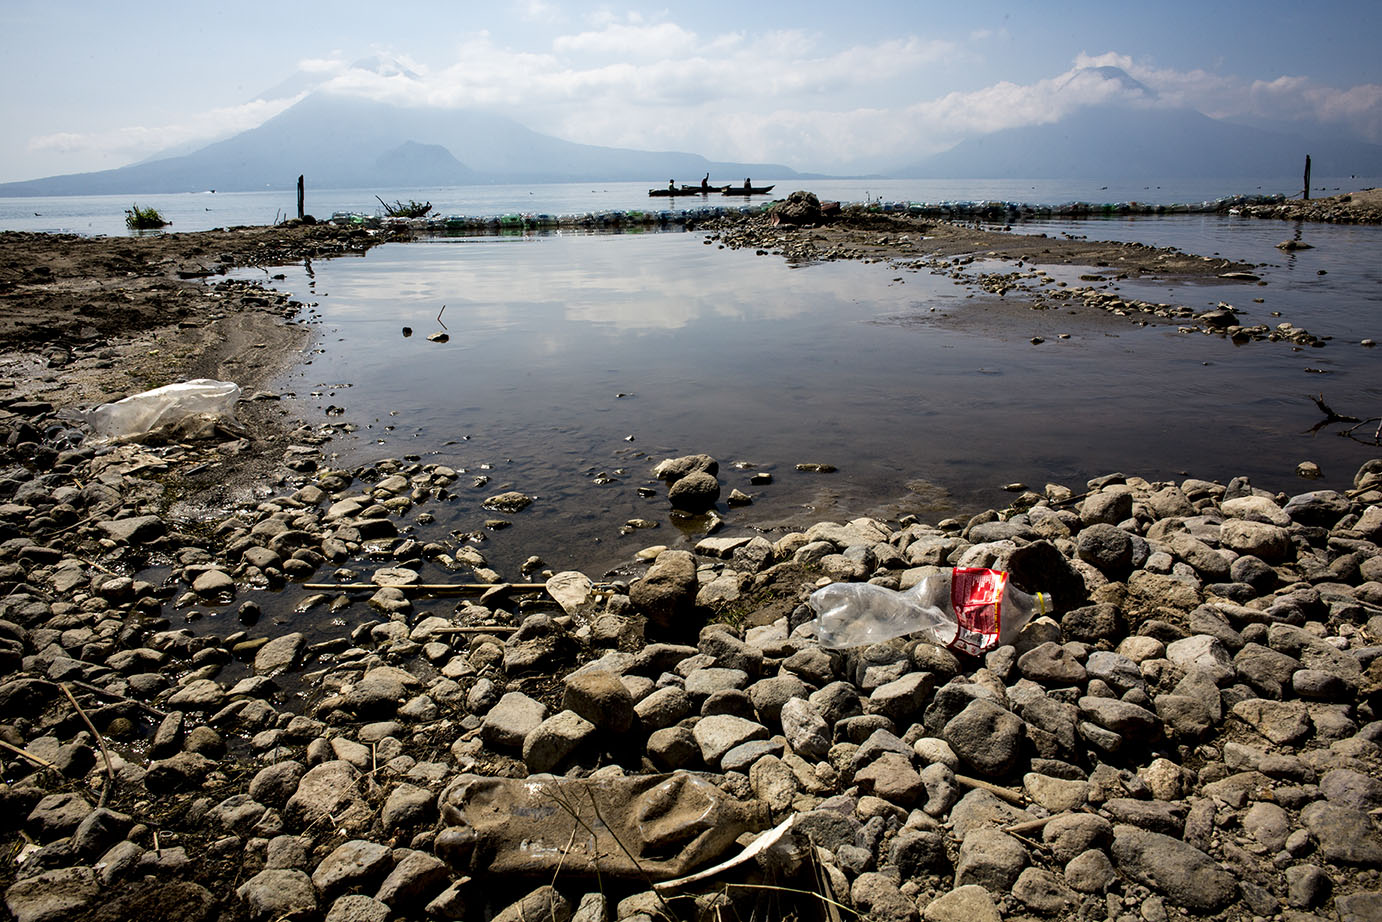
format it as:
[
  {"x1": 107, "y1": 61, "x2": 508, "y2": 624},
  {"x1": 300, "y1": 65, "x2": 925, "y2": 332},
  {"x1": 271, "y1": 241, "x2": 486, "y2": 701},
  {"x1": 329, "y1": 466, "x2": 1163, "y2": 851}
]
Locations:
[
  {"x1": 4, "y1": 175, "x2": 1377, "y2": 238},
  {"x1": 236, "y1": 214, "x2": 1382, "y2": 580}
]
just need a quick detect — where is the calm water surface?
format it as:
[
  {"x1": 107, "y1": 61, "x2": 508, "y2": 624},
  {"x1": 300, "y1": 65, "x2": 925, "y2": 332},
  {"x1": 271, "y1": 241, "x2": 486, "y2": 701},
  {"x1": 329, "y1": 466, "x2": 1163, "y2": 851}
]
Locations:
[{"x1": 243, "y1": 218, "x2": 1382, "y2": 579}]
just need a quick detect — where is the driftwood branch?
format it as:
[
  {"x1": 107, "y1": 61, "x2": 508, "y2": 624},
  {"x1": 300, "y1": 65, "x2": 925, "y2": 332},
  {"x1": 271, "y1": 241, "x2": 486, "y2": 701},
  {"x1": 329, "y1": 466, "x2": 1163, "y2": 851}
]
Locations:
[
  {"x1": 0, "y1": 740, "x2": 59, "y2": 772},
  {"x1": 302, "y1": 582, "x2": 550, "y2": 593},
  {"x1": 61, "y1": 683, "x2": 116, "y2": 808},
  {"x1": 1307, "y1": 394, "x2": 1382, "y2": 444},
  {"x1": 955, "y1": 773, "x2": 1025, "y2": 805}
]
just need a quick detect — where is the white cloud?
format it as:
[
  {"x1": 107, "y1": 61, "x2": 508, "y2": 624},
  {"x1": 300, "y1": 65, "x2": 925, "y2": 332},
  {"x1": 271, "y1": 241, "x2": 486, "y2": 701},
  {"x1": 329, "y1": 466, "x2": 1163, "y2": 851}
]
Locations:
[
  {"x1": 21, "y1": 23, "x2": 1382, "y2": 178},
  {"x1": 27, "y1": 96, "x2": 303, "y2": 158}
]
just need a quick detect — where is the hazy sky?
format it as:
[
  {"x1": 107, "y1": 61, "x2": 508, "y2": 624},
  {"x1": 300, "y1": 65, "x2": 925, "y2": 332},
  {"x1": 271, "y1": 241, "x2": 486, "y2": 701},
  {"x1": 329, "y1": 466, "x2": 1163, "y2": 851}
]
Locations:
[{"x1": 3, "y1": 0, "x2": 1379, "y2": 182}]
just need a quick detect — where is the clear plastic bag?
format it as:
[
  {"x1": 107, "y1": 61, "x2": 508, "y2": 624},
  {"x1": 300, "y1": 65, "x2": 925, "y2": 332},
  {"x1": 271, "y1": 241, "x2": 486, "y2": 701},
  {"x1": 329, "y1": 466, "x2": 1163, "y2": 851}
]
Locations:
[
  {"x1": 810, "y1": 567, "x2": 1052, "y2": 654},
  {"x1": 81, "y1": 379, "x2": 241, "y2": 441}
]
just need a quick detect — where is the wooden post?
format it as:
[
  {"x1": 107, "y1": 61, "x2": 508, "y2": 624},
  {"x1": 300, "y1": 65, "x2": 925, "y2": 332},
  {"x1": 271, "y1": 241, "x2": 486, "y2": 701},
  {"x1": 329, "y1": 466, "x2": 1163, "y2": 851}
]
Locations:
[
  {"x1": 297, "y1": 174, "x2": 305, "y2": 219},
  {"x1": 1303, "y1": 155, "x2": 1311, "y2": 201}
]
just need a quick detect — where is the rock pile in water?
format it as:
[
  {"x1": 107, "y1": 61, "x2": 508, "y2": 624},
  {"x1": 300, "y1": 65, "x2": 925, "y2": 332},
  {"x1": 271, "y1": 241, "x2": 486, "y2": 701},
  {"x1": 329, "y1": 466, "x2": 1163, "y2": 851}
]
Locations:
[{"x1": 2, "y1": 397, "x2": 1382, "y2": 921}]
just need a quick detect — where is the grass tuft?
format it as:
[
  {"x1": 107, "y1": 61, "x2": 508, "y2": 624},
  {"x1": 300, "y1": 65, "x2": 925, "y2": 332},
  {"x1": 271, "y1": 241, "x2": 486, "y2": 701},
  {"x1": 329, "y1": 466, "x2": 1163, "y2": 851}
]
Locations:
[{"x1": 124, "y1": 204, "x2": 169, "y2": 229}]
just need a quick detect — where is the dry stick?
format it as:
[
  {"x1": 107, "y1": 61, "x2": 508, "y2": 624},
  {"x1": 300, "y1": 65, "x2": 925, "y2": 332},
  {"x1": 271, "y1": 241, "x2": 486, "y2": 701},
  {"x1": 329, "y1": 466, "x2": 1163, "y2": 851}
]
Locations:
[
  {"x1": 0, "y1": 740, "x2": 59, "y2": 772},
  {"x1": 955, "y1": 773, "x2": 1025, "y2": 805},
  {"x1": 61, "y1": 683, "x2": 116, "y2": 808},
  {"x1": 65, "y1": 679, "x2": 167, "y2": 719},
  {"x1": 1004, "y1": 813, "x2": 1066, "y2": 836},
  {"x1": 301, "y1": 582, "x2": 550, "y2": 593},
  {"x1": 429, "y1": 625, "x2": 518, "y2": 635}
]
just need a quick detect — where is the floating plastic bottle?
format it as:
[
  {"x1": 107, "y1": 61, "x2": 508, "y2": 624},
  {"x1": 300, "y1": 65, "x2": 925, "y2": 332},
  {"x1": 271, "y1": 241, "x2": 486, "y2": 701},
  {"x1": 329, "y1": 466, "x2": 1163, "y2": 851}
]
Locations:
[{"x1": 810, "y1": 567, "x2": 1052, "y2": 655}]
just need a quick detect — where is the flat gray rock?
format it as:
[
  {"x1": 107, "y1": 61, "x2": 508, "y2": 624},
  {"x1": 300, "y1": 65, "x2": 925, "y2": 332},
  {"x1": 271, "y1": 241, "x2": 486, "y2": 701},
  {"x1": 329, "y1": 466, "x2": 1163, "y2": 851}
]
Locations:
[
  {"x1": 4, "y1": 866, "x2": 100, "y2": 922},
  {"x1": 1110, "y1": 824, "x2": 1237, "y2": 911},
  {"x1": 1301, "y1": 801, "x2": 1382, "y2": 865},
  {"x1": 236, "y1": 868, "x2": 317, "y2": 922}
]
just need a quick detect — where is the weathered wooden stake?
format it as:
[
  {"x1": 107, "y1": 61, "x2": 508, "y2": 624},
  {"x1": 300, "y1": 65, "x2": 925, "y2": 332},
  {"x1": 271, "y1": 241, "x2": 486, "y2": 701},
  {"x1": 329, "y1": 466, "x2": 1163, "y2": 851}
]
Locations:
[
  {"x1": 1303, "y1": 154, "x2": 1312, "y2": 200},
  {"x1": 297, "y1": 174, "x2": 305, "y2": 219}
]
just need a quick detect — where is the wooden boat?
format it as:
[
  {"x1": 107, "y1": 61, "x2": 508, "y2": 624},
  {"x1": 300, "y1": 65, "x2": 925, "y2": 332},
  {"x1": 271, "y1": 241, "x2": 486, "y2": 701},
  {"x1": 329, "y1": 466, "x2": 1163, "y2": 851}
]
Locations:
[
  {"x1": 722, "y1": 184, "x2": 775, "y2": 196},
  {"x1": 648, "y1": 185, "x2": 730, "y2": 197}
]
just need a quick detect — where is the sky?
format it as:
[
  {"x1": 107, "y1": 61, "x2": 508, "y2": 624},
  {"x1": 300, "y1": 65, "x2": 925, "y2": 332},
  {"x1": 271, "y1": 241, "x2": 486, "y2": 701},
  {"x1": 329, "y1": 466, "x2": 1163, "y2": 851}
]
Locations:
[{"x1": 3, "y1": 0, "x2": 1380, "y2": 182}]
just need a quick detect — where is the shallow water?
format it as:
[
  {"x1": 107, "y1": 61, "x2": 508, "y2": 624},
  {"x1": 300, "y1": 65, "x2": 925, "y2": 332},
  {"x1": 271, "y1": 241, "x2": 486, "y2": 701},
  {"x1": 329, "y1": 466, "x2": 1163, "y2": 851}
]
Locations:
[
  {"x1": 242, "y1": 217, "x2": 1382, "y2": 580},
  {"x1": 5, "y1": 175, "x2": 1377, "y2": 237}
]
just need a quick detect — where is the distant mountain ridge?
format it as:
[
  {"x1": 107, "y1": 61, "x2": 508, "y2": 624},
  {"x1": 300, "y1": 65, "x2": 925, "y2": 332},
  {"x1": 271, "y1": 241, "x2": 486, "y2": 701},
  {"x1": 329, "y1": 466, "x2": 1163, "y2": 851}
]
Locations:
[
  {"x1": 0, "y1": 93, "x2": 799, "y2": 196},
  {"x1": 898, "y1": 91, "x2": 1382, "y2": 180},
  {"x1": 6, "y1": 62, "x2": 1380, "y2": 196}
]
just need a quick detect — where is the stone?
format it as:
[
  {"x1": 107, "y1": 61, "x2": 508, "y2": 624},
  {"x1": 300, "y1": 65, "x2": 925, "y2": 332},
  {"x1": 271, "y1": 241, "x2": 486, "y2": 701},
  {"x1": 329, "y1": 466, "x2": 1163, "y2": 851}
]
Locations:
[
  {"x1": 780, "y1": 696, "x2": 831, "y2": 761},
  {"x1": 1242, "y1": 801, "x2": 1290, "y2": 851},
  {"x1": 248, "y1": 763, "x2": 305, "y2": 812},
  {"x1": 922, "y1": 884, "x2": 1002, "y2": 922},
  {"x1": 26, "y1": 791, "x2": 92, "y2": 839},
  {"x1": 1109, "y1": 825, "x2": 1236, "y2": 911},
  {"x1": 482, "y1": 691, "x2": 548, "y2": 751},
  {"x1": 284, "y1": 760, "x2": 371, "y2": 834},
  {"x1": 1220, "y1": 519, "x2": 1291, "y2": 560},
  {"x1": 382, "y1": 783, "x2": 435, "y2": 834},
  {"x1": 523, "y1": 710, "x2": 597, "y2": 773},
  {"x1": 1078, "y1": 696, "x2": 1162, "y2": 741},
  {"x1": 1012, "y1": 867, "x2": 1076, "y2": 914},
  {"x1": 325, "y1": 895, "x2": 391, "y2": 922},
  {"x1": 633, "y1": 686, "x2": 692, "y2": 732},
  {"x1": 954, "y1": 826, "x2": 1027, "y2": 891},
  {"x1": 1017, "y1": 642, "x2": 1087, "y2": 685},
  {"x1": 853, "y1": 752, "x2": 925, "y2": 807},
  {"x1": 1022, "y1": 773, "x2": 1088, "y2": 811},
  {"x1": 1231, "y1": 698, "x2": 1312, "y2": 746},
  {"x1": 1337, "y1": 892, "x2": 1382, "y2": 922},
  {"x1": 493, "y1": 886, "x2": 573, "y2": 922},
  {"x1": 629, "y1": 550, "x2": 698, "y2": 632},
  {"x1": 312, "y1": 840, "x2": 394, "y2": 902},
  {"x1": 236, "y1": 868, "x2": 317, "y2": 922},
  {"x1": 943, "y1": 698, "x2": 1024, "y2": 776},
  {"x1": 375, "y1": 849, "x2": 449, "y2": 908},
  {"x1": 254, "y1": 632, "x2": 304, "y2": 677},
  {"x1": 561, "y1": 670, "x2": 635, "y2": 734},
  {"x1": 1284, "y1": 865, "x2": 1330, "y2": 909},
  {"x1": 747, "y1": 675, "x2": 809, "y2": 724},
  {"x1": 1164, "y1": 634, "x2": 1234, "y2": 684},
  {"x1": 1064, "y1": 848, "x2": 1116, "y2": 893},
  {"x1": 749, "y1": 756, "x2": 799, "y2": 813},
  {"x1": 1321, "y1": 768, "x2": 1382, "y2": 812},
  {"x1": 1076, "y1": 523, "x2": 1134, "y2": 575},
  {"x1": 850, "y1": 872, "x2": 918, "y2": 922},
  {"x1": 692, "y1": 714, "x2": 769, "y2": 768},
  {"x1": 1300, "y1": 801, "x2": 1382, "y2": 864},
  {"x1": 668, "y1": 471, "x2": 720, "y2": 511},
  {"x1": 4, "y1": 866, "x2": 100, "y2": 922},
  {"x1": 98, "y1": 514, "x2": 165, "y2": 544},
  {"x1": 1043, "y1": 813, "x2": 1114, "y2": 863}
]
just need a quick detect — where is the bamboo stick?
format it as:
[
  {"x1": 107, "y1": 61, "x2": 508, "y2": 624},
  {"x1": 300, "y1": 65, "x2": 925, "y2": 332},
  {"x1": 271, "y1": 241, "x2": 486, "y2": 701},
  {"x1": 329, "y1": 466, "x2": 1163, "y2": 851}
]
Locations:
[{"x1": 302, "y1": 582, "x2": 550, "y2": 592}]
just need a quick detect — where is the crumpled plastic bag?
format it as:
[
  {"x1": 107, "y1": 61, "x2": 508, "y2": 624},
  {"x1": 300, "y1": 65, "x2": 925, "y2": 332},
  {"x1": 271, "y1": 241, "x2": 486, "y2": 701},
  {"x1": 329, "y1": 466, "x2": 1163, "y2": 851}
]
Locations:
[
  {"x1": 81, "y1": 379, "x2": 240, "y2": 441},
  {"x1": 436, "y1": 772, "x2": 770, "y2": 879}
]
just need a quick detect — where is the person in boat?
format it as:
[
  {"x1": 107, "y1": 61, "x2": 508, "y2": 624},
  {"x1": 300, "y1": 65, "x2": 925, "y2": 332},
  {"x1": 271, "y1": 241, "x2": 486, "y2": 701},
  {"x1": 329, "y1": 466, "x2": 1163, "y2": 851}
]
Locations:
[
  {"x1": 701, "y1": 172, "x2": 710, "y2": 191},
  {"x1": 744, "y1": 178, "x2": 752, "y2": 191},
  {"x1": 668, "y1": 179, "x2": 676, "y2": 194}
]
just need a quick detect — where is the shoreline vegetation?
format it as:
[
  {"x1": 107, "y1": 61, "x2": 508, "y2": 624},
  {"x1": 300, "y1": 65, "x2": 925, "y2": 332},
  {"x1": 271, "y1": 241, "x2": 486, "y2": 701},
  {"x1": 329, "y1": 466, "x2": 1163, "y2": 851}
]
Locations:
[{"x1": 0, "y1": 195, "x2": 1380, "y2": 921}]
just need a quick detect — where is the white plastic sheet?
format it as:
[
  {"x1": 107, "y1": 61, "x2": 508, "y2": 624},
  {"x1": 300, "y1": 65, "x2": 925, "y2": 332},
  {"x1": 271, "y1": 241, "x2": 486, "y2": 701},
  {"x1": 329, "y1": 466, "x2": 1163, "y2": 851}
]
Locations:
[{"x1": 82, "y1": 379, "x2": 240, "y2": 440}]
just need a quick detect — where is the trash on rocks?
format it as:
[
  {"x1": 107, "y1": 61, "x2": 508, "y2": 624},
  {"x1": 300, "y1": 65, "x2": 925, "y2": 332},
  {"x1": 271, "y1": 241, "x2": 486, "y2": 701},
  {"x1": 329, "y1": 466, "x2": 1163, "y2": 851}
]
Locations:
[
  {"x1": 436, "y1": 771, "x2": 770, "y2": 879},
  {"x1": 81, "y1": 379, "x2": 240, "y2": 440},
  {"x1": 810, "y1": 567, "x2": 1051, "y2": 654}
]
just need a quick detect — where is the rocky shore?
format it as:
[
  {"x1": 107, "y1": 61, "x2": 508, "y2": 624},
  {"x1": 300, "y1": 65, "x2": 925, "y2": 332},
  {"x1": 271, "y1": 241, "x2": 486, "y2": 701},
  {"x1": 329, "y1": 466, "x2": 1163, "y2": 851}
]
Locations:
[
  {"x1": 1, "y1": 218, "x2": 1381, "y2": 922},
  {"x1": 1228, "y1": 188, "x2": 1382, "y2": 224}
]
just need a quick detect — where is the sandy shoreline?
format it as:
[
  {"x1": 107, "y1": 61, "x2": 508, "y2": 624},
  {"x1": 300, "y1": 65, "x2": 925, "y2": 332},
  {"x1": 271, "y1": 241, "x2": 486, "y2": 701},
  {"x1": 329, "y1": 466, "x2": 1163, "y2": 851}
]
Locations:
[{"x1": 0, "y1": 206, "x2": 1380, "y2": 921}]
